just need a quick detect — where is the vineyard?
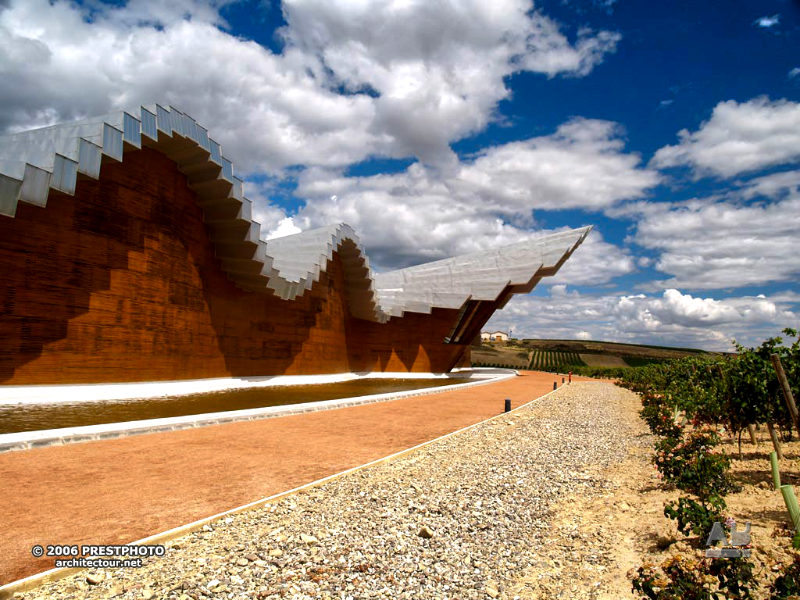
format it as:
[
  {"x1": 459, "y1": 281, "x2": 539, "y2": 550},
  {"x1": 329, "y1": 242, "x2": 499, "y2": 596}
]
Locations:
[
  {"x1": 527, "y1": 350, "x2": 585, "y2": 371},
  {"x1": 621, "y1": 328, "x2": 800, "y2": 599},
  {"x1": 472, "y1": 338, "x2": 710, "y2": 372}
]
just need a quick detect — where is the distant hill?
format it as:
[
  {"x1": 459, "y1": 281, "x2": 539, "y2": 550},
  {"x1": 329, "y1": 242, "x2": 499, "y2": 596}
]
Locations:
[
  {"x1": 519, "y1": 338, "x2": 714, "y2": 358},
  {"x1": 470, "y1": 338, "x2": 720, "y2": 371}
]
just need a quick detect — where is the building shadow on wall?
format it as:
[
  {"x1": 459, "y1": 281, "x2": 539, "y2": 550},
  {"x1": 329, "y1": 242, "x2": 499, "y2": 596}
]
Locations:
[
  {"x1": 0, "y1": 150, "x2": 303, "y2": 384},
  {"x1": 0, "y1": 175, "x2": 149, "y2": 384},
  {"x1": 345, "y1": 309, "x2": 469, "y2": 374}
]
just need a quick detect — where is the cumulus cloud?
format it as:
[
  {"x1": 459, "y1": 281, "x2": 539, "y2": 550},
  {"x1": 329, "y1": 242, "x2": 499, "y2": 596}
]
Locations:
[
  {"x1": 548, "y1": 229, "x2": 635, "y2": 286},
  {"x1": 0, "y1": 2, "x2": 381, "y2": 171},
  {"x1": 265, "y1": 217, "x2": 303, "y2": 240},
  {"x1": 455, "y1": 119, "x2": 660, "y2": 211},
  {"x1": 651, "y1": 97, "x2": 800, "y2": 178},
  {"x1": 484, "y1": 287, "x2": 798, "y2": 351},
  {"x1": 291, "y1": 118, "x2": 655, "y2": 273},
  {"x1": 628, "y1": 172, "x2": 800, "y2": 290},
  {"x1": 611, "y1": 289, "x2": 792, "y2": 345},
  {"x1": 280, "y1": 1, "x2": 619, "y2": 164},
  {"x1": 623, "y1": 289, "x2": 741, "y2": 328},
  {"x1": 0, "y1": 0, "x2": 621, "y2": 171},
  {"x1": 295, "y1": 162, "x2": 535, "y2": 268}
]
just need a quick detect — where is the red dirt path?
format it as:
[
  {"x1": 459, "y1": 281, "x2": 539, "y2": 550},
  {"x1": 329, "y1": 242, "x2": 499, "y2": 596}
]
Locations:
[{"x1": 1, "y1": 371, "x2": 580, "y2": 585}]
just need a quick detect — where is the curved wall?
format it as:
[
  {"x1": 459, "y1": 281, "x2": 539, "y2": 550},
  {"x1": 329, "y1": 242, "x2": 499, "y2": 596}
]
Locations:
[{"x1": 0, "y1": 148, "x2": 468, "y2": 385}]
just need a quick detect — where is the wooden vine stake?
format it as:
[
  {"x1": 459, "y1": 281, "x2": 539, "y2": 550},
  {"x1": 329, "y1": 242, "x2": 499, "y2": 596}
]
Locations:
[
  {"x1": 747, "y1": 424, "x2": 759, "y2": 446},
  {"x1": 772, "y1": 353, "x2": 800, "y2": 433},
  {"x1": 768, "y1": 422, "x2": 784, "y2": 460}
]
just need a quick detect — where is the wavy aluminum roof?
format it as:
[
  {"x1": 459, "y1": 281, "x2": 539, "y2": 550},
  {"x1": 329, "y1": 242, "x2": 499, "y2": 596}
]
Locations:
[{"x1": 0, "y1": 105, "x2": 591, "y2": 324}]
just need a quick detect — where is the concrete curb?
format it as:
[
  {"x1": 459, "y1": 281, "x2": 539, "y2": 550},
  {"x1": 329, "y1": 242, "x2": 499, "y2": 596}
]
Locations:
[
  {"x1": 0, "y1": 370, "x2": 517, "y2": 453},
  {"x1": 0, "y1": 381, "x2": 566, "y2": 598}
]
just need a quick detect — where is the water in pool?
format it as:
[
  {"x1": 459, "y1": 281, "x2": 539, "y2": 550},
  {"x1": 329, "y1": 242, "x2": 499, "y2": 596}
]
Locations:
[{"x1": 0, "y1": 378, "x2": 465, "y2": 434}]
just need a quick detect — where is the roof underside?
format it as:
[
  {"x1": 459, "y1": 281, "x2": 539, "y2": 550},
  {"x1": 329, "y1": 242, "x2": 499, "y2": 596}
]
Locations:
[{"x1": 0, "y1": 105, "x2": 591, "y2": 326}]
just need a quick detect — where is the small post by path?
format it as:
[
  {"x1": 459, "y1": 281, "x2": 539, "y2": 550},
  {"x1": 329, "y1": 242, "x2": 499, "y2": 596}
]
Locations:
[
  {"x1": 772, "y1": 353, "x2": 799, "y2": 433},
  {"x1": 568, "y1": 371, "x2": 572, "y2": 384},
  {"x1": 504, "y1": 398, "x2": 511, "y2": 413},
  {"x1": 553, "y1": 381, "x2": 557, "y2": 391}
]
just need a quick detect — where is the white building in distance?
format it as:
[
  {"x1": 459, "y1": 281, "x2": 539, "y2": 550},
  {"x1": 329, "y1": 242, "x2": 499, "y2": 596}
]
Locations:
[{"x1": 481, "y1": 331, "x2": 509, "y2": 342}]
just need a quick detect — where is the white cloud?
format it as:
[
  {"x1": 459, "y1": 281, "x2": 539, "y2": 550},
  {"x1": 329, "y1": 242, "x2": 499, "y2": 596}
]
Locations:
[
  {"x1": 0, "y1": 0, "x2": 621, "y2": 171},
  {"x1": 611, "y1": 289, "x2": 793, "y2": 346},
  {"x1": 485, "y1": 287, "x2": 798, "y2": 351},
  {"x1": 633, "y1": 289, "x2": 741, "y2": 327},
  {"x1": 769, "y1": 291, "x2": 800, "y2": 304},
  {"x1": 548, "y1": 229, "x2": 635, "y2": 286},
  {"x1": 651, "y1": 97, "x2": 800, "y2": 178},
  {"x1": 96, "y1": 0, "x2": 233, "y2": 29},
  {"x1": 789, "y1": 67, "x2": 800, "y2": 79},
  {"x1": 454, "y1": 119, "x2": 660, "y2": 211},
  {"x1": 754, "y1": 14, "x2": 780, "y2": 28},
  {"x1": 741, "y1": 169, "x2": 800, "y2": 199},
  {"x1": 295, "y1": 162, "x2": 535, "y2": 268},
  {"x1": 293, "y1": 119, "x2": 655, "y2": 273},
  {"x1": 631, "y1": 184, "x2": 800, "y2": 290},
  {"x1": 281, "y1": 1, "x2": 619, "y2": 163},
  {"x1": 265, "y1": 217, "x2": 302, "y2": 240},
  {"x1": 517, "y1": 20, "x2": 620, "y2": 78},
  {"x1": 0, "y1": 2, "x2": 381, "y2": 171}
]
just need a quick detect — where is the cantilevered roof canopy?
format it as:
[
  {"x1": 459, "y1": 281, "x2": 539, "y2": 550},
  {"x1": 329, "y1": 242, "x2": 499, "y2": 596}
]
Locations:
[
  {"x1": 0, "y1": 105, "x2": 590, "y2": 325},
  {"x1": 375, "y1": 227, "x2": 590, "y2": 317}
]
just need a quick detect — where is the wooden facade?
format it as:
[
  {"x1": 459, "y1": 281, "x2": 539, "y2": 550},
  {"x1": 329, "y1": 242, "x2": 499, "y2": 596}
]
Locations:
[{"x1": 0, "y1": 148, "x2": 471, "y2": 385}]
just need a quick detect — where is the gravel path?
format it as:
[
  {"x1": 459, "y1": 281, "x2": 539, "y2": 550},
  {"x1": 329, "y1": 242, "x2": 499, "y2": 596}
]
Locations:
[{"x1": 16, "y1": 381, "x2": 644, "y2": 600}]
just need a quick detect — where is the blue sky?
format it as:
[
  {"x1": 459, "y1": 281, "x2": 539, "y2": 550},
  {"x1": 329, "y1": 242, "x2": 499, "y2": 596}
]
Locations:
[{"x1": 1, "y1": 0, "x2": 799, "y2": 349}]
